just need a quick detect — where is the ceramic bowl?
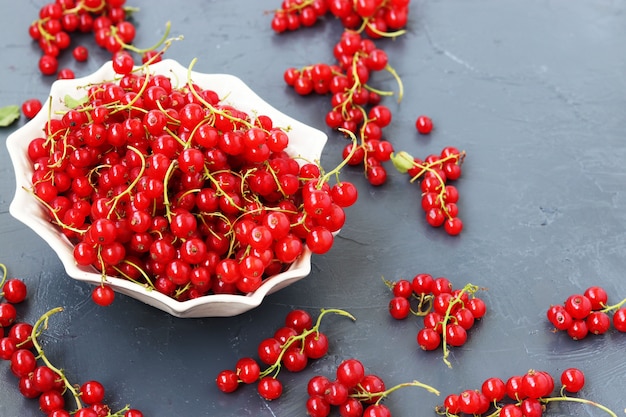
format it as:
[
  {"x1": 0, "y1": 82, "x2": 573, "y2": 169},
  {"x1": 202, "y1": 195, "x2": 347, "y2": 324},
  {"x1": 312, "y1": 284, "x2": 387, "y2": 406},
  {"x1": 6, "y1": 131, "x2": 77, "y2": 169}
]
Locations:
[{"x1": 6, "y1": 59, "x2": 327, "y2": 318}]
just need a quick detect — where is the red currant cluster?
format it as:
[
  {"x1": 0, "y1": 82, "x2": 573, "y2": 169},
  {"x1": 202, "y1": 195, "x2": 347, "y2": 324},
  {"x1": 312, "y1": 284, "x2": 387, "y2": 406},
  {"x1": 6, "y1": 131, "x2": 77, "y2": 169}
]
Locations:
[
  {"x1": 0, "y1": 264, "x2": 142, "y2": 417},
  {"x1": 26, "y1": 58, "x2": 357, "y2": 306},
  {"x1": 28, "y1": 0, "x2": 143, "y2": 78},
  {"x1": 284, "y1": 30, "x2": 401, "y2": 186},
  {"x1": 546, "y1": 285, "x2": 626, "y2": 340},
  {"x1": 271, "y1": 0, "x2": 410, "y2": 37},
  {"x1": 436, "y1": 368, "x2": 617, "y2": 417},
  {"x1": 305, "y1": 358, "x2": 439, "y2": 417},
  {"x1": 384, "y1": 273, "x2": 486, "y2": 368},
  {"x1": 216, "y1": 309, "x2": 355, "y2": 400},
  {"x1": 273, "y1": 0, "x2": 411, "y2": 187},
  {"x1": 390, "y1": 148, "x2": 466, "y2": 235}
]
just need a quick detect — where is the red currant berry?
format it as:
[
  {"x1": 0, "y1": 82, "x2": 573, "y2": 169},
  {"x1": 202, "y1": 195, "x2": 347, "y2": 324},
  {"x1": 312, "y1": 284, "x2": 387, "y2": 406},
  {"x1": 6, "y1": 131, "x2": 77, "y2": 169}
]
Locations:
[
  {"x1": 21, "y1": 99, "x2": 43, "y2": 119},
  {"x1": 564, "y1": 294, "x2": 592, "y2": 320},
  {"x1": 388, "y1": 296, "x2": 411, "y2": 320},
  {"x1": 583, "y1": 286, "x2": 608, "y2": 310},
  {"x1": 257, "y1": 376, "x2": 283, "y2": 400},
  {"x1": 216, "y1": 369, "x2": 239, "y2": 393},
  {"x1": 561, "y1": 368, "x2": 585, "y2": 393},
  {"x1": 91, "y1": 285, "x2": 115, "y2": 306},
  {"x1": 415, "y1": 115, "x2": 433, "y2": 134}
]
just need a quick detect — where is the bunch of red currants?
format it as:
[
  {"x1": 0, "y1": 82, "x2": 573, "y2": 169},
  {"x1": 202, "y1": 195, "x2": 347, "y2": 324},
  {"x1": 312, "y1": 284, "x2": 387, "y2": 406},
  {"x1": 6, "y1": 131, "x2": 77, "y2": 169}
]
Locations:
[
  {"x1": 215, "y1": 308, "x2": 355, "y2": 400},
  {"x1": 28, "y1": 0, "x2": 141, "y2": 78},
  {"x1": 305, "y1": 357, "x2": 439, "y2": 417},
  {"x1": 385, "y1": 273, "x2": 486, "y2": 368},
  {"x1": 436, "y1": 368, "x2": 615, "y2": 417},
  {"x1": 0, "y1": 264, "x2": 142, "y2": 417},
  {"x1": 546, "y1": 285, "x2": 626, "y2": 340}
]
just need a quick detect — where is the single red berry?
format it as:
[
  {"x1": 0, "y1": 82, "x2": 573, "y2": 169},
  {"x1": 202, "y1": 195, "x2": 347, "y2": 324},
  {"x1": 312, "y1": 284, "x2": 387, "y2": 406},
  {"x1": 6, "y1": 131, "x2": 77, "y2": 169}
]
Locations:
[
  {"x1": 216, "y1": 369, "x2": 239, "y2": 393},
  {"x1": 336, "y1": 358, "x2": 365, "y2": 389},
  {"x1": 39, "y1": 54, "x2": 58, "y2": 75},
  {"x1": 561, "y1": 368, "x2": 585, "y2": 393},
  {"x1": 21, "y1": 99, "x2": 43, "y2": 119},
  {"x1": 613, "y1": 307, "x2": 626, "y2": 332},
  {"x1": 564, "y1": 294, "x2": 592, "y2": 320},
  {"x1": 417, "y1": 328, "x2": 441, "y2": 350},
  {"x1": 80, "y1": 380, "x2": 105, "y2": 405},
  {"x1": 416, "y1": 115, "x2": 433, "y2": 134},
  {"x1": 91, "y1": 285, "x2": 115, "y2": 306},
  {"x1": 583, "y1": 286, "x2": 608, "y2": 310},
  {"x1": 73, "y1": 45, "x2": 89, "y2": 62},
  {"x1": 481, "y1": 377, "x2": 506, "y2": 402},
  {"x1": 388, "y1": 296, "x2": 411, "y2": 320},
  {"x1": 257, "y1": 376, "x2": 283, "y2": 400},
  {"x1": 586, "y1": 311, "x2": 611, "y2": 335},
  {"x1": 392, "y1": 279, "x2": 413, "y2": 298},
  {"x1": 235, "y1": 357, "x2": 260, "y2": 384}
]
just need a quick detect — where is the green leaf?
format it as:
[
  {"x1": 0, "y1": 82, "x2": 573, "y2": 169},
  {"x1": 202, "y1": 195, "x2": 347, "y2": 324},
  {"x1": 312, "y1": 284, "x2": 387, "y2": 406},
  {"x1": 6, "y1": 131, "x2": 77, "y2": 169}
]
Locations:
[
  {"x1": 0, "y1": 105, "x2": 20, "y2": 127},
  {"x1": 64, "y1": 94, "x2": 89, "y2": 109}
]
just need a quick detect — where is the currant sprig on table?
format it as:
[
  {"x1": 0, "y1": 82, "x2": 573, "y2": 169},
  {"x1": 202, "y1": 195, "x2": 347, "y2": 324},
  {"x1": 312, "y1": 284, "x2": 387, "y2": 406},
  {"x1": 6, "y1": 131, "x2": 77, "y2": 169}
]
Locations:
[
  {"x1": 436, "y1": 368, "x2": 618, "y2": 417},
  {"x1": 305, "y1": 357, "x2": 440, "y2": 417},
  {"x1": 24, "y1": 51, "x2": 359, "y2": 306},
  {"x1": 215, "y1": 308, "x2": 356, "y2": 401},
  {"x1": 270, "y1": 0, "x2": 410, "y2": 38},
  {"x1": 546, "y1": 285, "x2": 626, "y2": 339},
  {"x1": 272, "y1": 0, "x2": 412, "y2": 187},
  {"x1": 283, "y1": 30, "x2": 402, "y2": 186},
  {"x1": 384, "y1": 273, "x2": 486, "y2": 368},
  {"x1": 28, "y1": 0, "x2": 145, "y2": 78},
  {"x1": 391, "y1": 148, "x2": 466, "y2": 235},
  {"x1": 0, "y1": 263, "x2": 143, "y2": 417}
]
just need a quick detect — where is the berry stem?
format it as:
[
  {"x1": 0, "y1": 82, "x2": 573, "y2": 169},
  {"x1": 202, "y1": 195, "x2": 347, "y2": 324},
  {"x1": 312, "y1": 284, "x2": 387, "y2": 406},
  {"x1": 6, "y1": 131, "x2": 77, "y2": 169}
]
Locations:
[
  {"x1": 30, "y1": 307, "x2": 85, "y2": 411},
  {"x1": 111, "y1": 21, "x2": 174, "y2": 55},
  {"x1": 351, "y1": 380, "x2": 440, "y2": 404},
  {"x1": 542, "y1": 395, "x2": 618, "y2": 417},
  {"x1": 600, "y1": 297, "x2": 626, "y2": 313},
  {"x1": 441, "y1": 283, "x2": 479, "y2": 368},
  {"x1": 0, "y1": 262, "x2": 7, "y2": 289}
]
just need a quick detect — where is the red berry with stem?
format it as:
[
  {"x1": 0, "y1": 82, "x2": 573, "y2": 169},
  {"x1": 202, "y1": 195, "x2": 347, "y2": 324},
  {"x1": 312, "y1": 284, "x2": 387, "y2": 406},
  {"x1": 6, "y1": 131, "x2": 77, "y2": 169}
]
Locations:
[
  {"x1": 2, "y1": 278, "x2": 28, "y2": 303},
  {"x1": 417, "y1": 328, "x2": 441, "y2": 351},
  {"x1": 388, "y1": 296, "x2": 410, "y2": 320},
  {"x1": 91, "y1": 284, "x2": 115, "y2": 306},
  {"x1": 336, "y1": 358, "x2": 365, "y2": 389},
  {"x1": 583, "y1": 286, "x2": 608, "y2": 310},
  {"x1": 235, "y1": 357, "x2": 260, "y2": 384},
  {"x1": 216, "y1": 370, "x2": 239, "y2": 393},
  {"x1": 80, "y1": 380, "x2": 105, "y2": 405},
  {"x1": 613, "y1": 307, "x2": 626, "y2": 332},
  {"x1": 257, "y1": 376, "x2": 283, "y2": 400},
  {"x1": 561, "y1": 368, "x2": 585, "y2": 393}
]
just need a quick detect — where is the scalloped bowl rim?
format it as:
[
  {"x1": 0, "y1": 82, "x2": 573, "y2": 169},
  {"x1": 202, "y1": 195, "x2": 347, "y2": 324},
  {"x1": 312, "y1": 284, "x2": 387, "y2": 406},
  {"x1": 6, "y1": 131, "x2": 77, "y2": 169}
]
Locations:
[{"x1": 6, "y1": 59, "x2": 327, "y2": 318}]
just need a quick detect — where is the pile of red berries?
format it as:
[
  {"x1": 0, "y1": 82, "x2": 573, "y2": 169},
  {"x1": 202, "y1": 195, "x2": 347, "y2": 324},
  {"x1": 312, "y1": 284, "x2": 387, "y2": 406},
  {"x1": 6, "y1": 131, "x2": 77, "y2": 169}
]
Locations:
[
  {"x1": 28, "y1": 0, "x2": 142, "y2": 78},
  {"x1": 271, "y1": 0, "x2": 410, "y2": 37},
  {"x1": 546, "y1": 285, "x2": 626, "y2": 340},
  {"x1": 305, "y1": 358, "x2": 439, "y2": 417},
  {"x1": 284, "y1": 29, "x2": 401, "y2": 186},
  {"x1": 391, "y1": 147, "x2": 466, "y2": 235},
  {"x1": 0, "y1": 263, "x2": 142, "y2": 417},
  {"x1": 25, "y1": 57, "x2": 357, "y2": 305},
  {"x1": 436, "y1": 368, "x2": 617, "y2": 417},
  {"x1": 272, "y1": 0, "x2": 412, "y2": 187},
  {"x1": 385, "y1": 273, "x2": 486, "y2": 368},
  {"x1": 215, "y1": 308, "x2": 355, "y2": 400}
]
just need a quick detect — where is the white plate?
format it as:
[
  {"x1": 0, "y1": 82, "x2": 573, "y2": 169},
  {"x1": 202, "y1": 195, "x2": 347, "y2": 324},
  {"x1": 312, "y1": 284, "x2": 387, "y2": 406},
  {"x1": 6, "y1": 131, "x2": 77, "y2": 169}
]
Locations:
[{"x1": 6, "y1": 59, "x2": 327, "y2": 318}]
